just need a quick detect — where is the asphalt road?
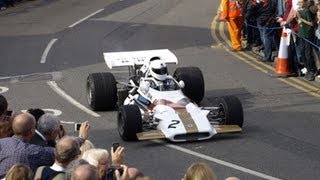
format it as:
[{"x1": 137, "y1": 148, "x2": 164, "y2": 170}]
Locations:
[{"x1": 1, "y1": 0, "x2": 320, "y2": 179}]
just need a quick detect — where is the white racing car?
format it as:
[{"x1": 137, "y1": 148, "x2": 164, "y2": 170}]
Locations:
[{"x1": 86, "y1": 49, "x2": 243, "y2": 142}]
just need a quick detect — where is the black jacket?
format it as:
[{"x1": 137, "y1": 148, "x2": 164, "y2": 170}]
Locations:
[
  {"x1": 30, "y1": 132, "x2": 56, "y2": 147},
  {"x1": 246, "y1": 0, "x2": 277, "y2": 26}
]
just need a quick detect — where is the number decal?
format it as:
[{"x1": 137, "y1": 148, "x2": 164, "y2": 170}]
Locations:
[{"x1": 168, "y1": 120, "x2": 180, "y2": 129}]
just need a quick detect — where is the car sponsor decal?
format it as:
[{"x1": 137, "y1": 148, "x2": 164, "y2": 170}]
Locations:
[{"x1": 148, "y1": 99, "x2": 186, "y2": 110}]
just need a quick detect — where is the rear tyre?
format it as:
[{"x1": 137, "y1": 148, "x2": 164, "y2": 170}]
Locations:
[
  {"x1": 173, "y1": 67, "x2": 204, "y2": 104},
  {"x1": 86, "y1": 72, "x2": 117, "y2": 111},
  {"x1": 216, "y1": 96, "x2": 243, "y2": 127},
  {"x1": 117, "y1": 105, "x2": 142, "y2": 141}
]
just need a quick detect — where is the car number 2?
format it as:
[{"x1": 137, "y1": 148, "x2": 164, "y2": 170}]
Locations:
[{"x1": 168, "y1": 120, "x2": 180, "y2": 129}]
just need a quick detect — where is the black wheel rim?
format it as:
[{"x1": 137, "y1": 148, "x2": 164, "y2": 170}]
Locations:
[{"x1": 218, "y1": 103, "x2": 226, "y2": 124}]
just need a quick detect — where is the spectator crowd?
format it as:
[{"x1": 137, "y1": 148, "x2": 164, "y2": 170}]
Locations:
[
  {"x1": 220, "y1": 0, "x2": 320, "y2": 81},
  {"x1": 0, "y1": 94, "x2": 239, "y2": 180}
]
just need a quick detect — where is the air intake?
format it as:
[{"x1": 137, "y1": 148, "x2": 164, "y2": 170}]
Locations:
[{"x1": 174, "y1": 132, "x2": 211, "y2": 141}]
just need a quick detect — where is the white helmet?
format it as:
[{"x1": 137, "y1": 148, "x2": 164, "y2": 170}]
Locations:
[{"x1": 149, "y1": 57, "x2": 168, "y2": 81}]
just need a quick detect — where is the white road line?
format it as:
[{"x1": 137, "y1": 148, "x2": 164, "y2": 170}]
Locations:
[
  {"x1": 47, "y1": 81, "x2": 100, "y2": 117},
  {"x1": 0, "y1": 86, "x2": 9, "y2": 93},
  {"x1": 68, "y1": 9, "x2": 104, "y2": 28},
  {"x1": 154, "y1": 140, "x2": 282, "y2": 180},
  {"x1": 21, "y1": 109, "x2": 62, "y2": 116},
  {"x1": 61, "y1": 121, "x2": 75, "y2": 124},
  {"x1": 40, "y1": 38, "x2": 58, "y2": 64}
]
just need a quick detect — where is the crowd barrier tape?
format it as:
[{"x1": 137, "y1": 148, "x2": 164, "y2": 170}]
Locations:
[{"x1": 244, "y1": 20, "x2": 320, "y2": 50}]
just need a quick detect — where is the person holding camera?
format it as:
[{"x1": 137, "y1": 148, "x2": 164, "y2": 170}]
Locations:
[
  {"x1": 30, "y1": 113, "x2": 65, "y2": 147},
  {"x1": 82, "y1": 144, "x2": 140, "y2": 180},
  {"x1": 82, "y1": 145, "x2": 125, "y2": 180}
]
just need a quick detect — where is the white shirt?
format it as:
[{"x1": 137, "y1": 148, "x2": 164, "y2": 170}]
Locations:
[
  {"x1": 50, "y1": 163, "x2": 65, "y2": 172},
  {"x1": 35, "y1": 130, "x2": 47, "y2": 141},
  {"x1": 292, "y1": 0, "x2": 299, "y2": 11}
]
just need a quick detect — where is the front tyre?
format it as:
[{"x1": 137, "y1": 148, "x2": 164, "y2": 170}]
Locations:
[
  {"x1": 117, "y1": 105, "x2": 142, "y2": 141},
  {"x1": 86, "y1": 72, "x2": 117, "y2": 111},
  {"x1": 173, "y1": 67, "x2": 204, "y2": 104},
  {"x1": 216, "y1": 96, "x2": 243, "y2": 127}
]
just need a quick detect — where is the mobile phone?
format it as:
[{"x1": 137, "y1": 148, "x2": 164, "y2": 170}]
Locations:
[
  {"x1": 74, "y1": 123, "x2": 81, "y2": 131},
  {"x1": 106, "y1": 166, "x2": 123, "y2": 180},
  {"x1": 112, "y1": 142, "x2": 120, "y2": 152}
]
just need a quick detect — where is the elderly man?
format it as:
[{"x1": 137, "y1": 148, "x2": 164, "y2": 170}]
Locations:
[
  {"x1": 0, "y1": 113, "x2": 91, "y2": 178},
  {"x1": 65, "y1": 159, "x2": 90, "y2": 180},
  {"x1": 71, "y1": 164, "x2": 99, "y2": 180},
  {"x1": 30, "y1": 113, "x2": 63, "y2": 147},
  {"x1": 34, "y1": 136, "x2": 82, "y2": 179},
  {"x1": 0, "y1": 113, "x2": 55, "y2": 178}
]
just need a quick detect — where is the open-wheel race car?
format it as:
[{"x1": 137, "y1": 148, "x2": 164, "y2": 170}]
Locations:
[{"x1": 86, "y1": 49, "x2": 244, "y2": 142}]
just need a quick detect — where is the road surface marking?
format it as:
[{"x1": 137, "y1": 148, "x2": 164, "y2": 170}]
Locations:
[
  {"x1": 68, "y1": 9, "x2": 104, "y2": 28},
  {"x1": 47, "y1": 81, "x2": 100, "y2": 117},
  {"x1": 154, "y1": 140, "x2": 282, "y2": 180},
  {"x1": 61, "y1": 121, "x2": 76, "y2": 124},
  {"x1": 0, "y1": 86, "x2": 9, "y2": 93},
  {"x1": 21, "y1": 108, "x2": 62, "y2": 116},
  {"x1": 40, "y1": 38, "x2": 58, "y2": 64}
]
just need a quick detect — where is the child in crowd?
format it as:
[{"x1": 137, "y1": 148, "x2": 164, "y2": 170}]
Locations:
[{"x1": 297, "y1": 0, "x2": 318, "y2": 80}]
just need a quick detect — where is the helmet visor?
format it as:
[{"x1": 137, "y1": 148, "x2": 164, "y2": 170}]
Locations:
[{"x1": 152, "y1": 67, "x2": 168, "y2": 75}]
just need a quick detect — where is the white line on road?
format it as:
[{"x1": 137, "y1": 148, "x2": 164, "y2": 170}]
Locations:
[
  {"x1": 40, "y1": 38, "x2": 58, "y2": 64},
  {"x1": 0, "y1": 86, "x2": 9, "y2": 94},
  {"x1": 47, "y1": 81, "x2": 100, "y2": 117},
  {"x1": 154, "y1": 140, "x2": 282, "y2": 180},
  {"x1": 61, "y1": 121, "x2": 75, "y2": 124},
  {"x1": 68, "y1": 9, "x2": 104, "y2": 28}
]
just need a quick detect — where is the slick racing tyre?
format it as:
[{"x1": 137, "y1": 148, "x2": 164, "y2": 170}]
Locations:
[
  {"x1": 86, "y1": 72, "x2": 117, "y2": 111},
  {"x1": 173, "y1": 67, "x2": 204, "y2": 104},
  {"x1": 117, "y1": 105, "x2": 142, "y2": 141},
  {"x1": 216, "y1": 96, "x2": 243, "y2": 127}
]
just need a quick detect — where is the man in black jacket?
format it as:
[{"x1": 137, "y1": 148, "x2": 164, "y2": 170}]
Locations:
[
  {"x1": 30, "y1": 113, "x2": 64, "y2": 147},
  {"x1": 247, "y1": 0, "x2": 278, "y2": 62}
]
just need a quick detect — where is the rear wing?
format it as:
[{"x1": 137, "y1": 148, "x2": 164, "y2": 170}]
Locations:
[{"x1": 103, "y1": 49, "x2": 178, "y2": 69}]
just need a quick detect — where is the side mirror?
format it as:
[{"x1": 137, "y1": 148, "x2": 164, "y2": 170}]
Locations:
[
  {"x1": 140, "y1": 81, "x2": 150, "y2": 93},
  {"x1": 179, "y1": 80, "x2": 185, "y2": 88}
]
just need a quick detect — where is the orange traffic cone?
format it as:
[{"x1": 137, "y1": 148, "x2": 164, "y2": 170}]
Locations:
[{"x1": 274, "y1": 27, "x2": 293, "y2": 77}]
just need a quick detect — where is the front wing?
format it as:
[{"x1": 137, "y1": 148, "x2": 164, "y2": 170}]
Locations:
[{"x1": 136, "y1": 125, "x2": 242, "y2": 141}]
